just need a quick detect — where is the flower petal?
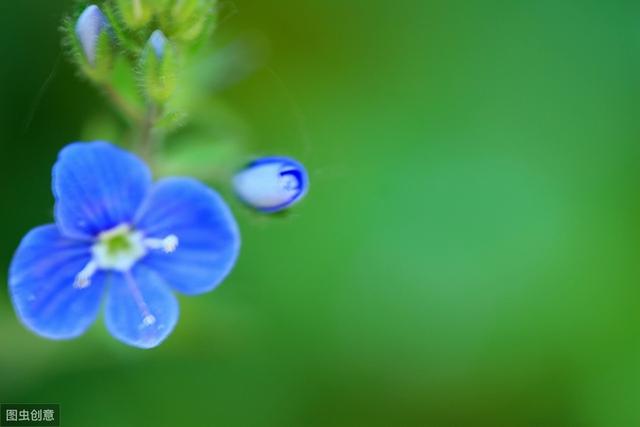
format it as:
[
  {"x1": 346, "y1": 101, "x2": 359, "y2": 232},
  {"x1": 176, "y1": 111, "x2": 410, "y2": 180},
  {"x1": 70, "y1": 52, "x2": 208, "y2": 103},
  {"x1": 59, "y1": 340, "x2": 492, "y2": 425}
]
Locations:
[
  {"x1": 53, "y1": 142, "x2": 152, "y2": 239},
  {"x1": 9, "y1": 225, "x2": 104, "y2": 340},
  {"x1": 104, "y1": 266, "x2": 179, "y2": 349},
  {"x1": 135, "y1": 177, "x2": 240, "y2": 295}
]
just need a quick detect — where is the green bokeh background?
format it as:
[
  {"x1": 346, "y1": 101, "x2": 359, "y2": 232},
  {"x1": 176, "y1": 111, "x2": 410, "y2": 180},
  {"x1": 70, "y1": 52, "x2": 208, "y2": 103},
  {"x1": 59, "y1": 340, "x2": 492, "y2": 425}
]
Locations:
[{"x1": 1, "y1": 1, "x2": 640, "y2": 426}]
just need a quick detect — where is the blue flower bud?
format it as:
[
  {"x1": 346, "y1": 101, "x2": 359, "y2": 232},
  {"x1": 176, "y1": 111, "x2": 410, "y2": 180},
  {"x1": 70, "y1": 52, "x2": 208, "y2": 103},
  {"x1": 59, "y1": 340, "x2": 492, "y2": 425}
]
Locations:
[
  {"x1": 149, "y1": 30, "x2": 168, "y2": 58},
  {"x1": 75, "y1": 5, "x2": 108, "y2": 66},
  {"x1": 233, "y1": 157, "x2": 309, "y2": 213}
]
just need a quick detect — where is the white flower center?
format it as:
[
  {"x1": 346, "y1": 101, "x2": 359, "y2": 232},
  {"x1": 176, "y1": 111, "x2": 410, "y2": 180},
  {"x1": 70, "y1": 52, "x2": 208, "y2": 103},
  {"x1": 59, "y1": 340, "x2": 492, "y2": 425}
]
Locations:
[
  {"x1": 93, "y1": 224, "x2": 146, "y2": 271},
  {"x1": 74, "y1": 224, "x2": 178, "y2": 289}
]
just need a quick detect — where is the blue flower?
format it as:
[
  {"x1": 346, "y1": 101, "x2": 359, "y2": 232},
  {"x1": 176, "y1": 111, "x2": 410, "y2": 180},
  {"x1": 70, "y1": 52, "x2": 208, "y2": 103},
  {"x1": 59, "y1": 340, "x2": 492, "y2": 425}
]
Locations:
[
  {"x1": 75, "y1": 4, "x2": 109, "y2": 66},
  {"x1": 9, "y1": 142, "x2": 240, "y2": 349},
  {"x1": 233, "y1": 157, "x2": 309, "y2": 213},
  {"x1": 148, "y1": 30, "x2": 168, "y2": 58}
]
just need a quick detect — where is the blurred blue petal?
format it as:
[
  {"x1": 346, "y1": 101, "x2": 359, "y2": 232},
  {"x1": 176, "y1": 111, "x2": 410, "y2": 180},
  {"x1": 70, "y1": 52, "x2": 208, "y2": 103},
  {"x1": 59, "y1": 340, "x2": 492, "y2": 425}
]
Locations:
[
  {"x1": 104, "y1": 266, "x2": 178, "y2": 349},
  {"x1": 149, "y1": 30, "x2": 167, "y2": 58},
  {"x1": 75, "y1": 4, "x2": 108, "y2": 66},
  {"x1": 53, "y1": 142, "x2": 152, "y2": 239},
  {"x1": 233, "y1": 156, "x2": 309, "y2": 213},
  {"x1": 135, "y1": 178, "x2": 240, "y2": 295},
  {"x1": 9, "y1": 225, "x2": 104, "y2": 340}
]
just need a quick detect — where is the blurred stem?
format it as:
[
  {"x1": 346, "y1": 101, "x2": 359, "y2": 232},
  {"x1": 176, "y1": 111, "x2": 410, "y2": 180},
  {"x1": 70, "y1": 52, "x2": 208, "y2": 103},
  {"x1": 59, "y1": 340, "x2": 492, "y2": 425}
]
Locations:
[
  {"x1": 139, "y1": 103, "x2": 163, "y2": 167},
  {"x1": 101, "y1": 79, "x2": 164, "y2": 168}
]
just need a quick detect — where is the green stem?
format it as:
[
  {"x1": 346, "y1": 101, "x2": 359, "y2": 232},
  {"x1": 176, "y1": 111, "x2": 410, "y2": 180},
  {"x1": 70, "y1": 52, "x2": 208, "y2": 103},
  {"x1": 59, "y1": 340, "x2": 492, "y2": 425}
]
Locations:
[{"x1": 139, "y1": 103, "x2": 163, "y2": 166}]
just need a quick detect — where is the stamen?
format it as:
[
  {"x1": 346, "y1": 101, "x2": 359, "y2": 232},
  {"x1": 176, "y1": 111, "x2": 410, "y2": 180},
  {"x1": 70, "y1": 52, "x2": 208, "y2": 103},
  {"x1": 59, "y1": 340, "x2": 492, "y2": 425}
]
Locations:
[
  {"x1": 74, "y1": 261, "x2": 98, "y2": 289},
  {"x1": 124, "y1": 272, "x2": 156, "y2": 330},
  {"x1": 144, "y1": 235, "x2": 179, "y2": 253}
]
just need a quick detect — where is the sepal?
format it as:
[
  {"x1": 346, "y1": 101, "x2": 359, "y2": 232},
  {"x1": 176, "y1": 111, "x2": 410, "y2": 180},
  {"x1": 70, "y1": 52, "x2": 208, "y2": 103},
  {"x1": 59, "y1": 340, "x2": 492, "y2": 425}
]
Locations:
[{"x1": 141, "y1": 30, "x2": 177, "y2": 103}]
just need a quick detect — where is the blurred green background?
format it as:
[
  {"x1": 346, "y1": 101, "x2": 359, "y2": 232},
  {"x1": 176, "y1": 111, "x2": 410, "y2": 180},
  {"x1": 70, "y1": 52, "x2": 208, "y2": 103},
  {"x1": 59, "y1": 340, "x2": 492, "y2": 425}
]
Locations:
[{"x1": 1, "y1": 0, "x2": 640, "y2": 426}]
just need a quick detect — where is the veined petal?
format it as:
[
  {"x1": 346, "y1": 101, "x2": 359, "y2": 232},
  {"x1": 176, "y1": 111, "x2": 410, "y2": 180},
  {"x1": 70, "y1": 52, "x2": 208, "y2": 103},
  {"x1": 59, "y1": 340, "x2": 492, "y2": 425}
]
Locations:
[
  {"x1": 53, "y1": 142, "x2": 152, "y2": 239},
  {"x1": 135, "y1": 178, "x2": 240, "y2": 295},
  {"x1": 104, "y1": 266, "x2": 178, "y2": 349},
  {"x1": 9, "y1": 225, "x2": 104, "y2": 340}
]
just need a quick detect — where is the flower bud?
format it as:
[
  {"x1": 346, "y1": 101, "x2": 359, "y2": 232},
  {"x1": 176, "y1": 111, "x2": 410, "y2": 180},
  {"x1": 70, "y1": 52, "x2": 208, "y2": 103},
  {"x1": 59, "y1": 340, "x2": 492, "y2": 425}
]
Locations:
[
  {"x1": 142, "y1": 30, "x2": 176, "y2": 103},
  {"x1": 233, "y1": 157, "x2": 309, "y2": 213},
  {"x1": 75, "y1": 5, "x2": 109, "y2": 66},
  {"x1": 117, "y1": 0, "x2": 153, "y2": 30},
  {"x1": 166, "y1": 0, "x2": 215, "y2": 42}
]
